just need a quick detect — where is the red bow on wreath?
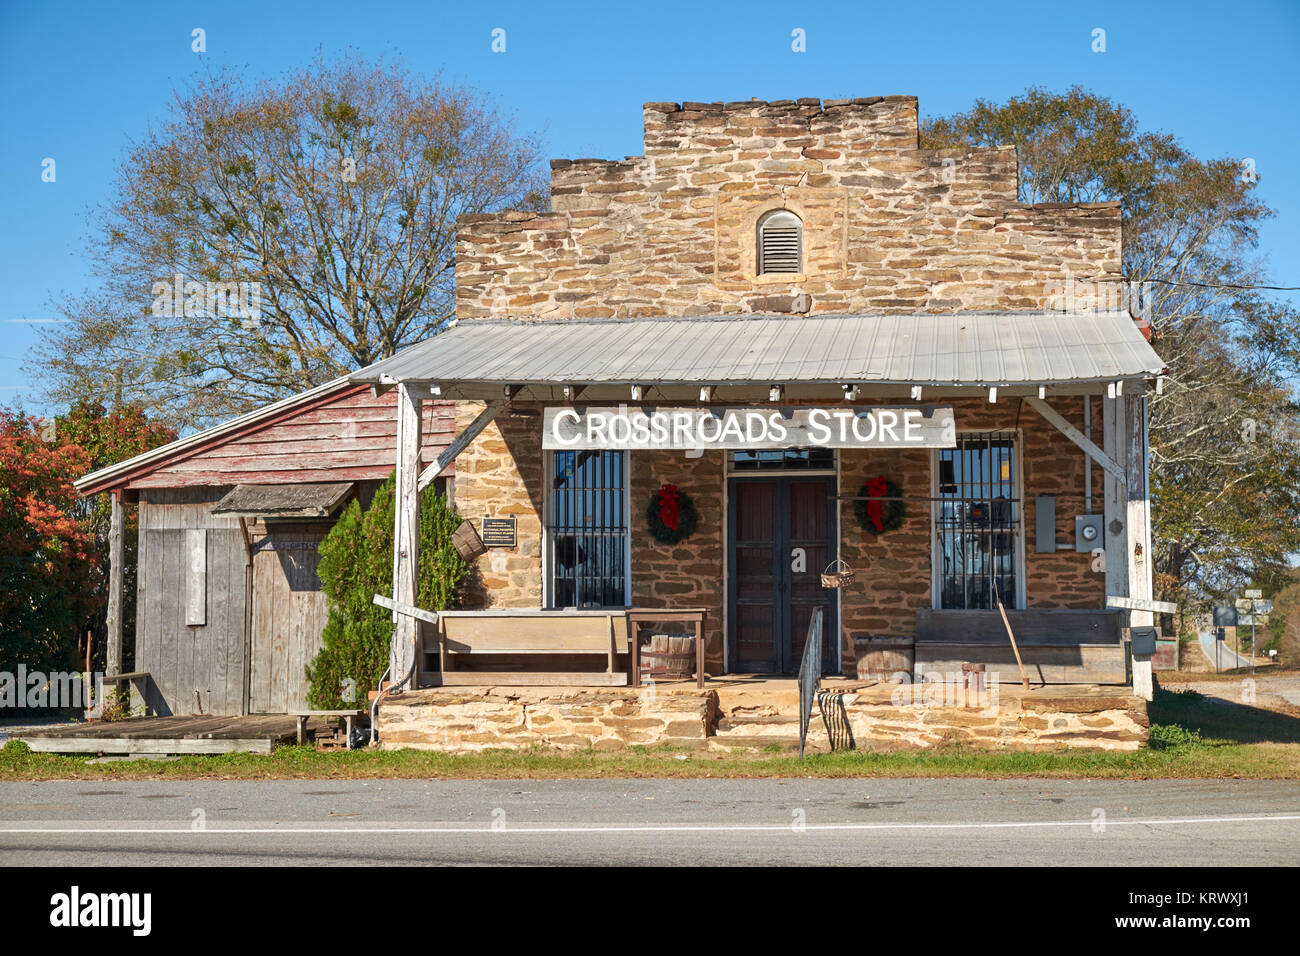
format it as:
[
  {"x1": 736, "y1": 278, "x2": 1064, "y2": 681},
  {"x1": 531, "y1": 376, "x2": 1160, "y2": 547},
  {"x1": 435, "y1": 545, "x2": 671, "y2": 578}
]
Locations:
[
  {"x1": 864, "y1": 475, "x2": 889, "y2": 532},
  {"x1": 657, "y1": 483, "x2": 681, "y2": 531}
]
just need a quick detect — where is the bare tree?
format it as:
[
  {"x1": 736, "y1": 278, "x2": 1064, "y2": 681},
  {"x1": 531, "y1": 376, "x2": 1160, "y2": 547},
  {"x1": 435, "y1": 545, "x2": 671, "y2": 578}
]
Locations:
[{"x1": 32, "y1": 54, "x2": 546, "y2": 429}]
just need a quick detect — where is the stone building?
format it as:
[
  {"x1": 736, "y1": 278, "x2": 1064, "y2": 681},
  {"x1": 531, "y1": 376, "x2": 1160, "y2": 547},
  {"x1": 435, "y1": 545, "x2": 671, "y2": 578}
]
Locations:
[{"x1": 356, "y1": 95, "x2": 1167, "y2": 690}]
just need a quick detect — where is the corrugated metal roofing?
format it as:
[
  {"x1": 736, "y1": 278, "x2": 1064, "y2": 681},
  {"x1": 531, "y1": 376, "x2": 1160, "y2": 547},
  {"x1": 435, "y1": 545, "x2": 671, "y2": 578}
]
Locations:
[{"x1": 349, "y1": 311, "x2": 1164, "y2": 388}]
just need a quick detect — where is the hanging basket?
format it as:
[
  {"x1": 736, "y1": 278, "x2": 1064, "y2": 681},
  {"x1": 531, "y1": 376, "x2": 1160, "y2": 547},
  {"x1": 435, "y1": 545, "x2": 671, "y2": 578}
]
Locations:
[
  {"x1": 451, "y1": 519, "x2": 487, "y2": 561},
  {"x1": 820, "y1": 559, "x2": 855, "y2": 589}
]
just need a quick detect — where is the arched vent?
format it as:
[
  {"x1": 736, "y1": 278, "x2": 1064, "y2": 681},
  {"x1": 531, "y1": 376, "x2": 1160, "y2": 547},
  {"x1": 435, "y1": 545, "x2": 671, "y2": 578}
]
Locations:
[{"x1": 757, "y1": 210, "x2": 802, "y2": 275}]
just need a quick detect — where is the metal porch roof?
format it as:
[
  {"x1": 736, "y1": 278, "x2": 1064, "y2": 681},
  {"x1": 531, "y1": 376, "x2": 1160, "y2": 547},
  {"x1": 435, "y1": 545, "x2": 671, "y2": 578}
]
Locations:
[{"x1": 349, "y1": 311, "x2": 1163, "y2": 389}]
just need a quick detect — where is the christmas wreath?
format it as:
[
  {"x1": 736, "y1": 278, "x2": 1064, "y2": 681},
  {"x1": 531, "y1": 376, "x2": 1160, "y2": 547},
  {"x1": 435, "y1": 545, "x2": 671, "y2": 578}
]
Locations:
[
  {"x1": 854, "y1": 477, "x2": 905, "y2": 535},
  {"x1": 645, "y1": 483, "x2": 699, "y2": 545}
]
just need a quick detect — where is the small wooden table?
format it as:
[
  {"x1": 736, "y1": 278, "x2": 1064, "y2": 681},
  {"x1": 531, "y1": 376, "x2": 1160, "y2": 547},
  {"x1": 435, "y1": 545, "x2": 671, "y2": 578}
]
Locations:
[
  {"x1": 627, "y1": 608, "x2": 708, "y2": 689},
  {"x1": 290, "y1": 710, "x2": 366, "y2": 747}
]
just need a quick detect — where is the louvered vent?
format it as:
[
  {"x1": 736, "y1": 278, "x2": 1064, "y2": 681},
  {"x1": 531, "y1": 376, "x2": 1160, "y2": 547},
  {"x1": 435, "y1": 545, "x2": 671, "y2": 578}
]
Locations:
[{"x1": 757, "y1": 210, "x2": 802, "y2": 274}]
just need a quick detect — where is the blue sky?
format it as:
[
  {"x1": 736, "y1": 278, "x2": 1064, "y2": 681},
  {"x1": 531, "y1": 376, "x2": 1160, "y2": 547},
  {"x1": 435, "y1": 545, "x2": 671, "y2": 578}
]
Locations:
[{"x1": 2, "y1": 0, "x2": 1298, "y2": 413}]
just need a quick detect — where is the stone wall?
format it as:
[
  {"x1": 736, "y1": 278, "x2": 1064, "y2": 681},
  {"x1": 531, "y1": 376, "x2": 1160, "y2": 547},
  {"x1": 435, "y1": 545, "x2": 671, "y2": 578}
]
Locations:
[
  {"x1": 630, "y1": 448, "x2": 726, "y2": 672},
  {"x1": 379, "y1": 686, "x2": 715, "y2": 751},
  {"x1": 713, "y1": 682, "x2": 1148, "y2": 752},
  {"x1": 456, "y1": 97, "x2": 1121, "y2": 320},
  {"x1": 839, "y1": 395, "x2": 1107, "y2": 656},
  {"x1": 377, "y1": 681, "x2": 1148, "y2": 753},
  {"x1": 454, "y1": 403, "x2": 544, "y2": 608}
]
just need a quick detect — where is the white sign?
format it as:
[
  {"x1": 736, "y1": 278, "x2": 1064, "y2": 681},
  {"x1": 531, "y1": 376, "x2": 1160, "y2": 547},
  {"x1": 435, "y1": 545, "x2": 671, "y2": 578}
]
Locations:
[
  {"x1": 1244, "y1": 588, "x2": 1262, "y2": 599},
  {"x1": 1106, "y1": 595, "x2": 1177, "y2": 614},
  {"x1": 542, "y1": 405, "x2": 956, "y2": 451}
]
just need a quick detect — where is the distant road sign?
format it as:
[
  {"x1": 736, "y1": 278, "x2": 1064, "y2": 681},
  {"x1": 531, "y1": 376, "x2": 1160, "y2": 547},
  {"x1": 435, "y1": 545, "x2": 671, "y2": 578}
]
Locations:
[
  {"x1": 1239, "y1": 614, "x2": 1255, "y2": 626},
  {"x1": 1213, "y1": 606, "x2": 1239, "y2": 627},
  {"x1": 1235, "y1": 598, "x2": 1253, "y2": 611},
  {"x1": 1244, "y1": 588, "x2": 1263, "y2": 599},
  {"x1": 1255, "y1": 600, "x2": 1274, "y2": 615}
]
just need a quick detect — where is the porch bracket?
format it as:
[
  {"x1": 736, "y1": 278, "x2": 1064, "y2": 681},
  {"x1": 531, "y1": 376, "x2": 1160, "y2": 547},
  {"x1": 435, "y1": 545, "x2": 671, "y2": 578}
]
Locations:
[
  {"x1": 417, "y1": 399, "x2": 507, "y2": 491},
  {"x1": 1024, "y1": 396, "x2": 1128, "y2": 489},
  {"x1": 373, "y1": 593, "x2": 440, "y2": 626}
]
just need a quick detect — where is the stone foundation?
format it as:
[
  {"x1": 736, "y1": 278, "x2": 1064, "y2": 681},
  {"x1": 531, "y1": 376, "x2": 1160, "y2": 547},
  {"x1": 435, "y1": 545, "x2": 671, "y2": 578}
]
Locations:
[
  {"x1": 378, "y1": 680, "x2": 1148, "y2": 753},
  {"x1": 378, "y1": 686, "x2": 715, "y2": 752}
]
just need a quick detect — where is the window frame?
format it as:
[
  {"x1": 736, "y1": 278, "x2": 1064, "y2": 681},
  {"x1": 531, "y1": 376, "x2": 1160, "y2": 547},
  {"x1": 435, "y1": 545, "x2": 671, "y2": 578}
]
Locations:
[
  {"x1": 928, "y1": 430, "x2": 1027, "y2": 611},
  {"x1": 541, "y1": 449, "x2": 632, "y2": 610}
]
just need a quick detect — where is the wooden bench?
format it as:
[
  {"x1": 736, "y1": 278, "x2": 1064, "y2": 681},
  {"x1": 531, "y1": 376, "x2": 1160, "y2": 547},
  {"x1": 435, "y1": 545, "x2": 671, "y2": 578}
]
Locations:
[
  {"x1": 426, "y1": 610, "x2": 631, "y2": 686},
  {"x1": 289, "y1": 709, "x2": 366, "y2": 747},
  {"x1": 97, "y1": 670, "x2": 151, "y2": 716}
]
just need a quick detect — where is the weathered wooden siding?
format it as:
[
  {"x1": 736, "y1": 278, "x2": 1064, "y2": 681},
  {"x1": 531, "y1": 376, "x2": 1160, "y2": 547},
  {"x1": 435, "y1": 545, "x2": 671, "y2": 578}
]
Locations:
[
  {"x1": 128, "y1": 386, "x2": 455, "y2": 488},
  {"x1": 136, "y1": 488, "x2": 249, "y2": 716},
  {"x1": 249, "y1": 527, "x2": 331, "y2": 713}
]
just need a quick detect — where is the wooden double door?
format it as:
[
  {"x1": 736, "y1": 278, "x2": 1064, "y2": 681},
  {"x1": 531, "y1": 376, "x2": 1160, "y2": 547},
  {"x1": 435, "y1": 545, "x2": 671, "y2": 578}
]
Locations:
[{"x1": 727, "y1": 477, "x2": 837, "y2": 674}]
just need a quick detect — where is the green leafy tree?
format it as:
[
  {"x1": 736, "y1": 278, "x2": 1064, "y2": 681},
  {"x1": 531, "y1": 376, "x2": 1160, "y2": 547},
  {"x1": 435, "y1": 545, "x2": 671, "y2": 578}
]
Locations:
[
  {"x1": 922, "y1": 87, "x2": 1300, "y2": 607},
  {"x1": 306, "y1": 473, "x2": 467, "y2": 709}
]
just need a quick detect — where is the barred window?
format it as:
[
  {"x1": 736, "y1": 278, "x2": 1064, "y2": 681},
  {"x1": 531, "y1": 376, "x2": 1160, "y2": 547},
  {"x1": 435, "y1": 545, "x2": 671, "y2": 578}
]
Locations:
[
  {"x1": 757, "y1": 210, "x2": 802, "y2": 274},
  {"x1": 547, "y1": 450, "x2": 628, "y2": 608}
]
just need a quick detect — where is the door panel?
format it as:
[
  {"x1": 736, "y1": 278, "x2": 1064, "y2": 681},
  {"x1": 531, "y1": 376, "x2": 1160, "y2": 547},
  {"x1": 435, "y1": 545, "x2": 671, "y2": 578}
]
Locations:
[
  {"x1": 728, "y1": 477, "x2": 836, "y2": 674},
  {"x1": 788, "y1": 480, "x2": 833, "y2": 669},
  {"x1": 250, "y1": 532, "x2": 329, "y2": 713},
  {"x1": 731, "y1": 482, "x2": 780, "y2": 672}
]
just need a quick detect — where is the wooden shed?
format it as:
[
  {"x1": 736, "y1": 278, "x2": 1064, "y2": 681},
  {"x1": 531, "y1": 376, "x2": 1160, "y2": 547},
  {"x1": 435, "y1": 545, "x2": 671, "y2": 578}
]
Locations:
[{"x1": 75, "y1": 377, "x2": 455, "y2": 716}]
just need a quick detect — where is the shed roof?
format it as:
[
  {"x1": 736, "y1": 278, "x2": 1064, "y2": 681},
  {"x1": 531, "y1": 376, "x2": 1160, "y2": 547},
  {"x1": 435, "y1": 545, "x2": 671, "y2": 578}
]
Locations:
[
  {"x1": 211, "y1": 482, "x2": 355, "y2": 519},
  {"x1": 349, "y1": 311, "x2": 1163, "y2": 392}
]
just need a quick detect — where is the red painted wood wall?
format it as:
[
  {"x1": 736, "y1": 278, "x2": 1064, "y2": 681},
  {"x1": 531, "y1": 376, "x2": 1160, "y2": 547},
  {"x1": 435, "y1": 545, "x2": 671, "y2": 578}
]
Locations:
[{"x1": 121, "y1": 384, "x2": 455, "y2": 489}]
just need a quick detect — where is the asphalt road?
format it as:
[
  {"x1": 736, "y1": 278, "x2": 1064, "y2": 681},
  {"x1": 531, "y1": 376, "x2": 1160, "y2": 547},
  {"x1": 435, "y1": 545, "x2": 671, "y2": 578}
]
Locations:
[
  {"x1": 1, "y1": 778, "x2": 1298, "y2": 865},
  {"x1": 1198, "y1": 630, "x2": 1253, "y2": 670}
]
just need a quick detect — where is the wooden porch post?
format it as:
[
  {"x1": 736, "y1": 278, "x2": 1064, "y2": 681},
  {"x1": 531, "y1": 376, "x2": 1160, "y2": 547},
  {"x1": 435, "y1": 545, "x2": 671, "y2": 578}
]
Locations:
[
  {"x1": 390, "y1": 383, "x2": 422, "y2": 689},
  {"x1": 1125, "y1": 385, "x2": 1155, "y2": 700},
  {"x1": 105, "y1": 490, "x2": 125, "y2": 677},
  {"x1": 1104, "y1": 385, "x2": 1155, "y2": 701}
]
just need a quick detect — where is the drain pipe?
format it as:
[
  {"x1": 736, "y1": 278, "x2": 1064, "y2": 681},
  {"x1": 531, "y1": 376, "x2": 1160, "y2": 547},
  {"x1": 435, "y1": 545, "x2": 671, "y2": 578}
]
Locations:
[{"x1": 369, "y1": 646, "x2": 418, "y2": 746}]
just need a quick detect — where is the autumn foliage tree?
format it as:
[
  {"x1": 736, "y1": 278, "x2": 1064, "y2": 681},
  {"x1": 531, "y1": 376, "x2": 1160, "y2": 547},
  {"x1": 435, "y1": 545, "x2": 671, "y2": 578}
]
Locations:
[
  {"x1": 56, "y1": 401, "x2": 176, "y2": 671},
  {"x1": 0, "y1": 412, "x2": 97, "y2": 674}
]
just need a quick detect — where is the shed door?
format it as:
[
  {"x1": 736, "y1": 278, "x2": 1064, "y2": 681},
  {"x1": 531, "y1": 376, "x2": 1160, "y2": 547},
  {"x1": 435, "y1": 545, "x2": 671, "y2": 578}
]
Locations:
[{"x1": 249, "y1": 531, "x2": 329, "y2": 713}]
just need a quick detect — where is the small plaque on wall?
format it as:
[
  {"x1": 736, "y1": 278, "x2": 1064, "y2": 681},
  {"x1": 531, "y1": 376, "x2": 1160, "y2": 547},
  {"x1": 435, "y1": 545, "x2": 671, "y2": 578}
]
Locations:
[{"x1": 481, "y1": 517, "x2": 517, "y2": 548}]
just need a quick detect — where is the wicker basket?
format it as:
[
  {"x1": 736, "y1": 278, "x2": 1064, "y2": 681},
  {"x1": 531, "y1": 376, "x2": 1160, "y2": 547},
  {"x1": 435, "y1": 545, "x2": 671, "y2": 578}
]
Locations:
[
  {"x1": 451, "y1": 519, "x2": 487, "y2": 561},
  {"x1": 640, "y1": 633, "x2": 696, "y2": 680},
  {"x1": 820, "y1": 559, "x2": 855, "y2": 589}
]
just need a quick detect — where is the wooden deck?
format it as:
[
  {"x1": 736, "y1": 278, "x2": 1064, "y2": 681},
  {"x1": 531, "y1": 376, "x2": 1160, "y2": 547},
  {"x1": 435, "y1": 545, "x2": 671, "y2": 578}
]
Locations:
[{"x1": 11, "y1": 715, "x2": 313, "y2": 755}]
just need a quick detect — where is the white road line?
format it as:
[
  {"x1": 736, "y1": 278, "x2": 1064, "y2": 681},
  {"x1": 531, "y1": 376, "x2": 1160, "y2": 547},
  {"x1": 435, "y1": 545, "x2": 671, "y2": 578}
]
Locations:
[{"x1": 2, "y1": 813, "x2": 1299, "y2": 835}]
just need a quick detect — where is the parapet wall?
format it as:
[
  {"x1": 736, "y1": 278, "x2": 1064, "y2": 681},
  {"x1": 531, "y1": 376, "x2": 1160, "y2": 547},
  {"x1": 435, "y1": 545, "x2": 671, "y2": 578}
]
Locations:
[{"x1": 456, "y1": 96, "x2": 1121, "y2": 319}]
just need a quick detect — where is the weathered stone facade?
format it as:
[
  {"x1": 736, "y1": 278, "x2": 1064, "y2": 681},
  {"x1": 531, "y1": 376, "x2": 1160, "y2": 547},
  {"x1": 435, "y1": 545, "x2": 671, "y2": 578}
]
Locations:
[
  {"x1": 456, "y1": 97, "x2": 1120, "y2": 320},
  {"x1": 443, "y1": 95, "x2": 1122, "y2": 679}
]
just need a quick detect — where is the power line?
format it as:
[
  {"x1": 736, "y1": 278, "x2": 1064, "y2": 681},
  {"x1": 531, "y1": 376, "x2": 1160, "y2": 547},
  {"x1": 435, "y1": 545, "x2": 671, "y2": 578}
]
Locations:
[{"x1": 1084, "y1": 276, "x2": 1300, "y2": 292}]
